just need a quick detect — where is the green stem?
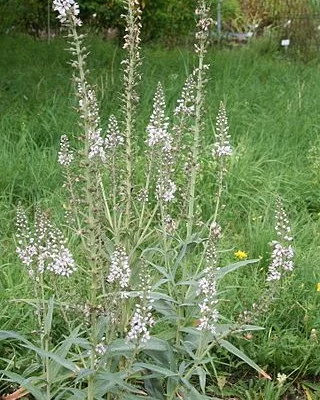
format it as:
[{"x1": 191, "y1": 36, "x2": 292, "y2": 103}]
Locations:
[
  {"x1": 138, "y1": 148, "x2": 154, "y2": 230},
  {"x1": 71, "y1": 23, "x2": 100, "y2": 400},
  {"x1": 45, "y1": 336, "x2": 51, "y2": 399},
  {"x1": 124, "y1": 2, "x2": 140, "y2": 230},
  {"x1": 186, "y1": 37, "x2": 206, "y2": 240}
]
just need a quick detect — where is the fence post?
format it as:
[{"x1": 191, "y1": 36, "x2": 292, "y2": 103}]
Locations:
[{"x1": 217, "y1": 0, "x2": 222, "y2": 42}]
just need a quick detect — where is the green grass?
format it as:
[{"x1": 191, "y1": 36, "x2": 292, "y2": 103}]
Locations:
[{"x1": 1, "y1": 33, "x2": 320, "y2": 398}]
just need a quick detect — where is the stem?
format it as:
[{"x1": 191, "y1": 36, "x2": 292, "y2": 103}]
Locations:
[
  {"x1": 39, "y1": 276, "x2": 51, "y2": 399},
  {"x1": 138, "y1": 148, "x2": 154, "y2": 230},
  {"x1": 186, "y1": 21, "x2": 207, "y2": 240},
  {"x1": 45, "y1": 336, "x2": 51, "y2": 399},
  {"x1": 212, "y1": 164, "x2": 224, "y2": 224},
  {"x1": 71, "y1": 24, "x2": 100, "y2": 400},
  {"x1": 123, "y1": 1, "x2": 141, "y2": 229}
]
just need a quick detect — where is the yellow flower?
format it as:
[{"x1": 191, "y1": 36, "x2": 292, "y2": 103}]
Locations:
[
  {"x1": 234, "y1": 250, "x2": 248, "y2": 260},
  {"x1": 316, "y1": 283, "x2": 320, "y2": 292}
]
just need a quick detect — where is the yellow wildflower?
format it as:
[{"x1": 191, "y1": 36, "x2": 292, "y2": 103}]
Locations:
[
  {"x1": 234, "y1": 250, "x2": 248, "y2": 260},
  {"x1": 316, "y1": 283, "x2": 320, "y2": 292}
]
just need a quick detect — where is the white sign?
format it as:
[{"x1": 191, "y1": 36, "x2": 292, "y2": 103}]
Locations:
[{"x1": 281, "y1": 39, "x2": 290, "y2": 47}]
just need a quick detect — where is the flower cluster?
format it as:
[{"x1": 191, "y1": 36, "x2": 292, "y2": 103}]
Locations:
[
  {"x1": 156, "y1": 178, "x2": 177, "y2": 203},
  {"x1": 52, "y1": 0, "x2": 82, "y2": 27},
  {"x1": 16, "y1": 205, "x2": 77, "y2": 278},
  {"x1": 197, "y1": 222, "x2": 221, "y2": 335},
  {"x1": 58, "y1": 134, "x2": 74, "y2": 167},
  {"x1": 146, "y1": 82, "x2": 177, "y2": 203},
  {"x1": 127, "y1": 271, "x2": 154, "y2": 344},
  {"x1": 194, "y1": 0, "x2": 212, "y2": 51},
  {"x1": 127, "y1": 303, "x2": 154, "y2": 343},
  {"x1": 122, "y1": 0, "x2": 142, "y2": 52},
  {"x1": 77, "y1": 83, "x2": 106, "y2": 163},
  {"x1": 87, "y1": 338, "x2": 107, "y2": 367},
  {"x1": 163, "y1": 214, "x2": 177, "y2": 234},
  {"x1": 136, "y1": 188, "x2": 148, "y2": 203},
  {"x1": 267, "y1": 197, "x2": 294, "y2": 281},
  {"x1": 174, "y1": 75, "x2": 196, "y2": 117},
  {"x1": 16, "y1": 205, "x2": 37, "y2": 272},
  {"x1": 212, "y1": 102, "x2": 232, "y2": 159},
  {"x1": 106, "y1": 245, "x2": 131, "y2": 290},
  {"x1": 146, "y1": 83, "x2": 170, "y2": 149},
  {"x1": 95, "y1": 341, "x2": 107, "y2": 357},
  {"x1": 121, "y1": 0, "x2": 142, "y2": 109},
  {"x1": 147, "y1": 83, "x2": 177, "y2": 204},
  {"x1": 105, "y1": 115, "x2": 124, "y2": 151}
]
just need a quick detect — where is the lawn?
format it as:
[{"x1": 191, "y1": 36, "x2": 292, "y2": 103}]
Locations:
[{"x1": 1, "y1": 30, "x2": 320, "y2": 399}]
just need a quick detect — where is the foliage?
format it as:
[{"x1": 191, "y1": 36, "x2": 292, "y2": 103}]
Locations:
[
  {"x1": 0, "y1": 0, "x2": 56, "y2": 35},
  {"x1": 0, "y1": 0, "x2": 242, "y2": 41}
]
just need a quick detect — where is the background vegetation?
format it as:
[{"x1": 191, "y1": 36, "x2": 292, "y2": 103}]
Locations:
[{"x1": 1, "y1": 0, "x2": 320, "y2": 42}]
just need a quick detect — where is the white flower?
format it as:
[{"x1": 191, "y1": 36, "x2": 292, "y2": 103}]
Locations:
[
  {"x1": 52, "y1": 0, "x2": 82, "y2": 26},
  {"x1": 267, "y1": 198, "x2": 294, "y2": 281},
  {"x1": 277, "y1": 372, "x2": 287, "y2": 387},
  {"x1": 212, "y1": 102, "x2": 232, "y2": 159},
  {"x1": 106, "y1": 246, "x2": 131, "y2": 289},
  {"x1": 174, "y1": 75, "x2": 196, "y2": 117},
  {"x1": 95, "y1": 342, "x2": 107, "y2": 356},
  {"x1": 146, "y1": 83, "x2": 170, "y2": 148},
  {"x1": 197, "y1": 225, "x2": 220, "y2": 335},
  {"x1": 58, "y1": 135, "x2": 74, "y2": 167},
  {"x1": 48, "y1": 247, "x2": 77, "y2": 277},
  {"x1": 105, "y1": 115, "x2": 124, "y2": 150},
  {"x1": 156, "y1": 178, "x2": 176, "y2": 202},
  {"x1": 127, "y1": 304, "x2": 154, "y2": 343},
  {"x1": 16, "y1": 206, "x2": 77, "y2": 278}
]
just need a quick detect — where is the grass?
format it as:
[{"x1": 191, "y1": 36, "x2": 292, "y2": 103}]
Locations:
[{"x1": 1, "y1": 33, "x2": 320, "y2": 398}]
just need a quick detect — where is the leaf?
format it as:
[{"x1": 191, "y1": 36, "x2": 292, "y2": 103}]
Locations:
[
  {"x1": 172, "y1": 235, "x2": 202, "y2": 273},
  {"x1": 0, "y1": 370, "x2": 45, "y2": 400},
  {"x1": 143, "y1": 337, "x2": 176, "y2": 370},
  {"x1": 302, "y1": 385, "x2": 314, "y2": 400},
  {"x1": 95, "y1": 371, "x2": 144, "y2": 397},
  {"x1": 50, "y1": 327, "x2": 88, "y2": 381},
  {"x1": 53, "y1": 387, "x2": 87, "y2": 400},
  {"x1": 302, "y1": 381, "x2": 320, "y2": 391},
  {"x1": 149, "y1": 292, "x2": 178, "y2": 303},
  {"x1": 180, "y1": 327, "x2": 201, "y2": 337},
  {"x1": 234, "y1": 324, "x2": 264, "y2": 332},
  {"x1": 74, "y1": 368, "x2": 95, "y2": 383},
  {"x1": 134, "y1": 362, "x2": 178, "y2": 377},
  {"x1": 143, "y1": 376, "x2": 166, "y2": 399},
  {"x1": 0, "y1": 330, "x2": 33, "y2": 343},
  {"x1": 180, "y1": 377, "x2": 219, "y2": 399},
  {"x1": 196, "y1": 366, "x2": 207, "y2": 393},
  {"x1": 217, "y1": 375, "x2": 227, "y2": 391},
  {"x1": 21, "y1": 342, "x2": 78, "y2": 373},
  {"x1": 216, "y1": 259, "x2": 259, "y2": 279},
  {"x1": 141, "y1": 337, "x2": 170, "y2": 352},
  {"x1": 215, "y1": 323, "x2": 264, "y2": 336},
  {"x1": 0, "y1": 386, "x2": 29, "y2": 400},
  {"x1": 43, "y1": 296, "x2": 54, "y2": 336},
  {"x1": 0, "y1": 330, "x2": 79, "y2": 373},
  {"x1": 219, "y1": 339, "x2": 271, "y2": 380},
  {"x1": 107, "y1": 339, "x2": 135, "y2": 355},
  {"x1": 124, "y1": 395, "x2": 157, "y2": 400}
]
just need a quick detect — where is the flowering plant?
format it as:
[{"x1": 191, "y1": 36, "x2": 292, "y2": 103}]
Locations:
[{"x1": 0, "y1": 0, "x2": 294, "y2": 398}]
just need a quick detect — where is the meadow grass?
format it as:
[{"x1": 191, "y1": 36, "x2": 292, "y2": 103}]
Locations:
[{"x1": 1, "y1": 32, "x2": 320, "y2": 398}]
